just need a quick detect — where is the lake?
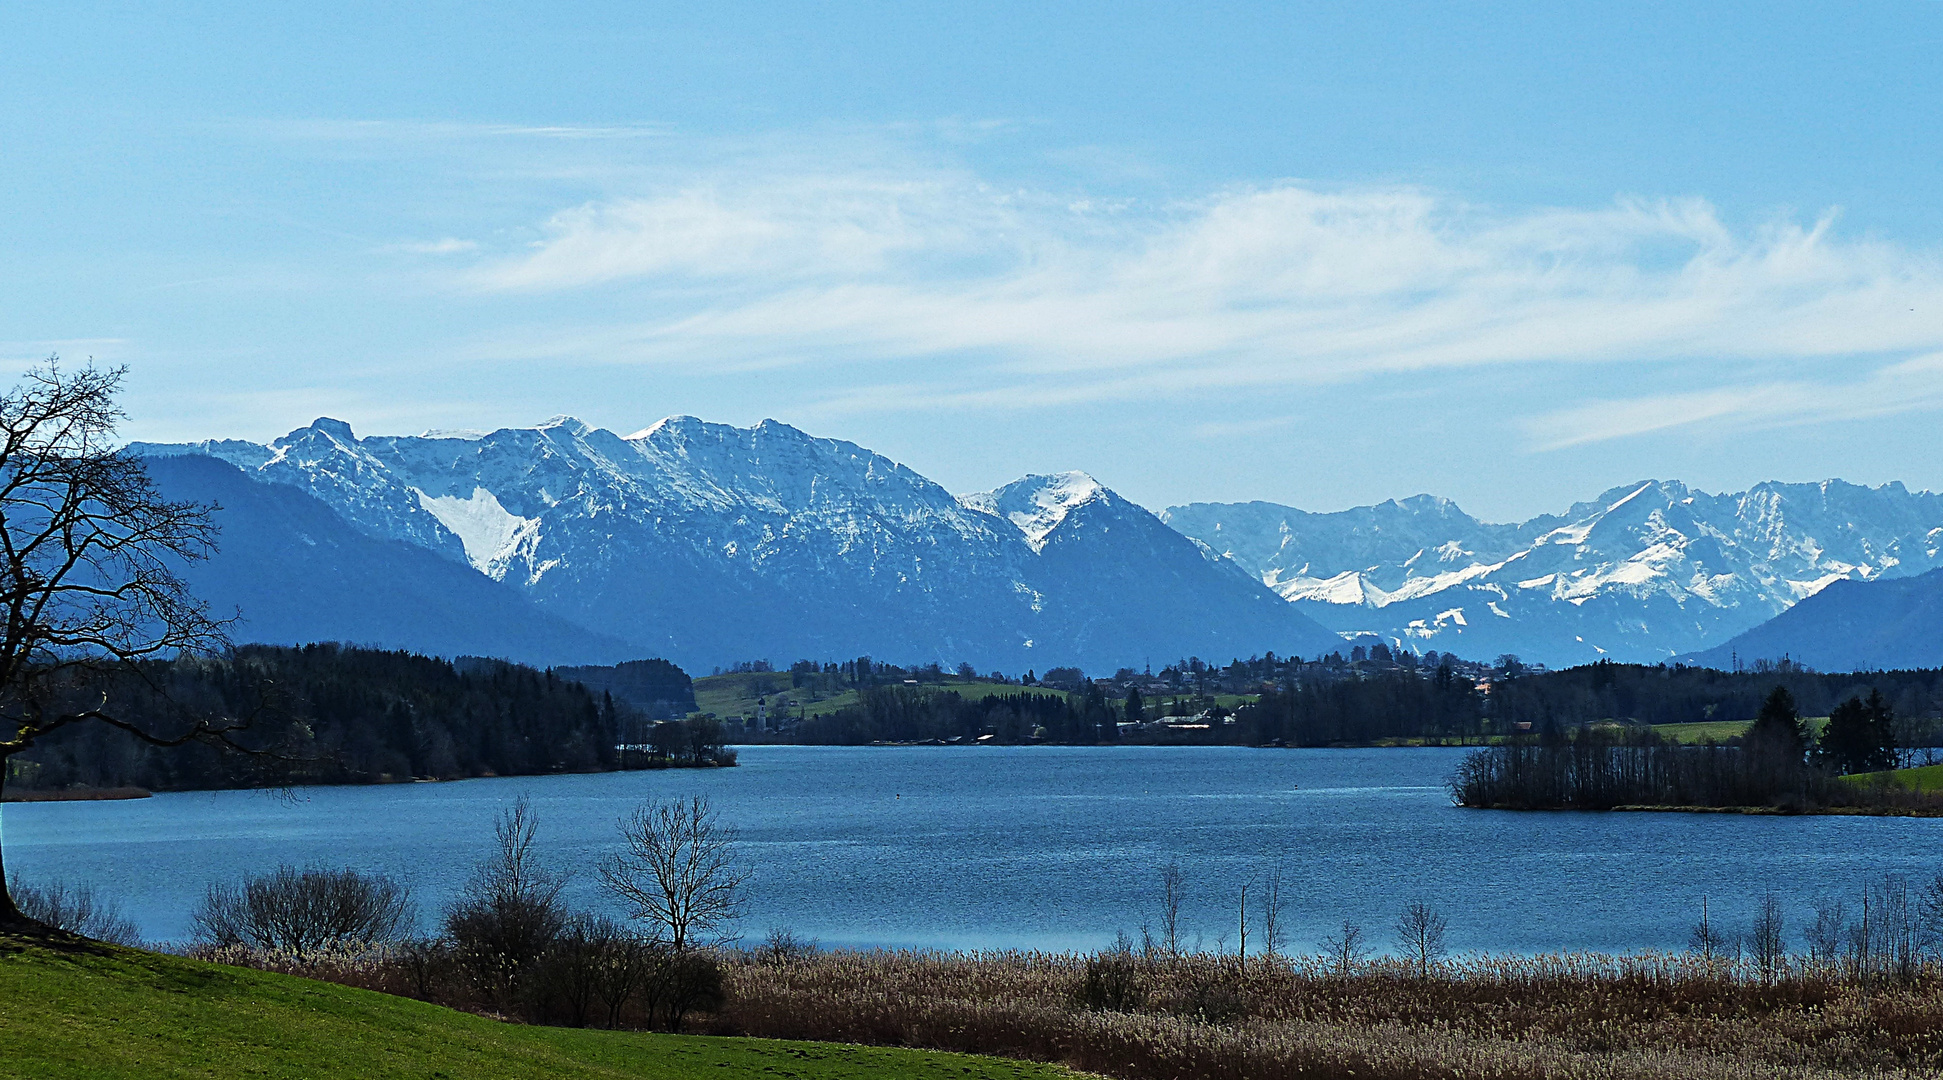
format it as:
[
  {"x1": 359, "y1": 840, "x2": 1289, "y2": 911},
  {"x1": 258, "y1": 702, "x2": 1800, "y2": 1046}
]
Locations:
[{"x1": 4, "y1": 745, "x2": 1936, "y2": 954}]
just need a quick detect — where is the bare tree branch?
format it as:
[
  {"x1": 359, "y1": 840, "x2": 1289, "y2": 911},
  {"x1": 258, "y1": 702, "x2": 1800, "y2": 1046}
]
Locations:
[{"x1": 0, "y1": 358, "x2": 238, "y2": 929}]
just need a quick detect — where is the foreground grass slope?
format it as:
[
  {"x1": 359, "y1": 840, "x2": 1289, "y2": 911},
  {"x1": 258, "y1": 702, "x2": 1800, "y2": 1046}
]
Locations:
[{"x1": 0, "y1": 934, "x2": 1076, "y2": 1080}]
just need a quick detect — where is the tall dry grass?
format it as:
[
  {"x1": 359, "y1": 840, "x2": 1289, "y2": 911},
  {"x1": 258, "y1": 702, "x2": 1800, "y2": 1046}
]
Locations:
[
  {"x1": 708, "y1": 948, "x2": 1943, "y2": 1080},
  {"x1": 196, "y1": 940, "x2": 1943, "y2": 1078}
]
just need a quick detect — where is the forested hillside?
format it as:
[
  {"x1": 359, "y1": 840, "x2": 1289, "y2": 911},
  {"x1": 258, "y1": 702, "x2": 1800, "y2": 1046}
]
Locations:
[{"x1": 4, "y1": 644, "x2": 724, "y2": 794}]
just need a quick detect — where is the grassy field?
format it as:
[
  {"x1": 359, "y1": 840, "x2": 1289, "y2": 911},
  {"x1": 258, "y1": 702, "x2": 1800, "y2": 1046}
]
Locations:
[
  {"x1": 1650, "y1": 719, "x2": 1752, "y2": 743},
  {"x1": 0, "y1": 932, "x2": 1080, "y2": 1080},
  {"x1": 692, "y1": 671, "x2": 859, "y2": 721},
  {"x1": 1843, "y1": 762, "x2": 1943, "y2": 793},
  {"x1": 1651, "y1": 717, "x2": 1830, "y2": 744},
  {"x1": 692, "y1": 673, "x2": 1069, "y2": 725}
]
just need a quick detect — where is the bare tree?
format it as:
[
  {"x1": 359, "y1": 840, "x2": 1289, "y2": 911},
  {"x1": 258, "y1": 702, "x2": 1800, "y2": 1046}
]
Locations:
[
  {"x1": 1395, "y1": 899, "x2": 1449, "y2": 977},
  {"x1": 1256, "y1": 868, "x2": 1289, "y2": 958},
  {"x1": 6, "y1": 877, "x2": 140, "y2": 944},
  {"x1": 1157, "y1": 863, "x2": 1185, "y2": 956},
  {"x1": 1806, "y1": 896, "x2": 1847, "y2": 965},
  {"x1": 1869, "y1": 874, "x2": 1923, "y2": 982},
  {"x1": 600, "y1": 795, "x2": 748, "y2": 950},
  {"x1": 445, "y1": 798, "x2": 568, "y2": 986},
  {"x1": 1689, "y1": 895, "x2": 1735, "y2": 962},
  {"x1": 1747, "y1": 893, "x2": 1787, "y2": 983},
  {"x1": 1319, "y1": 919, "x2": 1369, "y2": 976},
  {"x1": 0, "y1": 361, "x2": 239, "y2": 928},
  {"x1": 1236, "y1": 882, "x2": 1247, "y2": 959},
  {"x1": 1920, "y1": 873, "x2": 1943, "y2": 959}
]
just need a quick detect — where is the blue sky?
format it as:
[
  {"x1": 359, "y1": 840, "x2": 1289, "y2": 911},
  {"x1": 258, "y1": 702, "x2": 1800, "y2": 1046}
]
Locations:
[{"x1": 5, "y1": 2, "x2": 1943, "y2": 520}]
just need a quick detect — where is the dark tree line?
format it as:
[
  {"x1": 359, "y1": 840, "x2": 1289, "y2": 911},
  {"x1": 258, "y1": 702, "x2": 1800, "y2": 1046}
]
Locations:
[
  {"x1": 1484, "y1": 661, "x2": 1943, "y2": 746},
  {"x1": 1451, "y1": 687, "x2": 1930, "y2": 812},
  {"x1": 793, "y1": 684, "x2": 1122, "y2": 745},
  {"x1": 1232, "y1": 666, "x2": 1484, "y2": 745},
  {"x1": 7, "y1": 644, "x2": 701, "y2": 793}
]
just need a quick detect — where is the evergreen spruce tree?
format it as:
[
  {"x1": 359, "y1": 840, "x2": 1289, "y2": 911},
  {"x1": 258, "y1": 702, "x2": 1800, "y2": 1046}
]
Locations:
[
  {"x1": 1125, "y1": 687, "x2": 1145, "y2": 727},
  {"x1": 1816, "y1": 696, "x2": 1872, "y2": 775},
  {"x1": 1745, "y1": 685, "x2": 1808, "y2": 763},
  {"x1": 1864, "y1": 689, "x2": 1900, "y2": 773}
]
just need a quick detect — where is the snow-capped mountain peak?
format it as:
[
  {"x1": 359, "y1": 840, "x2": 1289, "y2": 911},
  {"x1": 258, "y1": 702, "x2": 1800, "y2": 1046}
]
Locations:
[
  {"x1": 134, "y1": 419, "x2": 1340, "y2": 671},
  {"x1": 1165, "y1": 477, "x2": 1943, "y2": 666},
  {"x1": 960, "y1": 471, "x2": 1109, "y2": 552}
]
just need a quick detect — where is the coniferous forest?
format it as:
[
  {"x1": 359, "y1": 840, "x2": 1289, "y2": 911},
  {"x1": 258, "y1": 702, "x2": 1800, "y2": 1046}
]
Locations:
[{"x1": 3, "y1": 644, "x2": 729, "y2": 795}]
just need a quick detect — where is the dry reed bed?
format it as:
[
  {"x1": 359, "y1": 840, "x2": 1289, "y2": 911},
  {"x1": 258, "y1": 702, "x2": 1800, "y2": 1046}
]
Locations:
[{"x1": 709, "y1": 949, "x2": 1943, "y2": 1080}]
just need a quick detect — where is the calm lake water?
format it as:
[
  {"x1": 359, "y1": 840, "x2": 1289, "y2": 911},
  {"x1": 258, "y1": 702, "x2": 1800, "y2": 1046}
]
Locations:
[{"x1": 5, "y1": 745, "x2": 1937, "y2": 953}]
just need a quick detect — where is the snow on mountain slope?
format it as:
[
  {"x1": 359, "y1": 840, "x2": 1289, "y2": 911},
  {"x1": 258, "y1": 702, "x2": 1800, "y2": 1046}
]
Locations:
[
  {"x1": 1164, "y1": 480, "x2": 1943, "y2": 666},
  {"x1": 140, "y1": 453, "x2": 639, "y2": 666},
  {"x1": 959, "y1": 471, "x2": 1106, "y2": 552},
  {"x1": 963, "y1": 473, "x2": 1344, "y2": 661},
  {"x1": 135, "y1": 418, "x2": 1336, "y2": 672}
]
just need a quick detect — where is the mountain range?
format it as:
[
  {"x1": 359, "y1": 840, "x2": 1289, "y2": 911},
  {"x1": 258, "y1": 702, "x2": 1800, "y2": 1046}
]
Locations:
[
  {"x1": 134, "y1": 417, "x2": 1943, "y2": 674},
  {"x1": 133, "y1": 417, "x2": 1340, "y2": 673},
  {"x1": 1164, "y1": 480, "x2": 1943, "y2": 668}
]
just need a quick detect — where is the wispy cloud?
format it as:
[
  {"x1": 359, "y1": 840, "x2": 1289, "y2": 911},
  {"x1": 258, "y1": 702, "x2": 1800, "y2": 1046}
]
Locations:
[
  {"x1": 1526, "y1": 354, "x2": 1943, "y2": 449},
  {"x1": 240, "y1": 118, "x2": 670, "y2": 143},
  {"x1": 384, "y1": 137, "x2": 1943, "y2": 444},
  {"x1": 389, "y1": 237, "x2": 479, "y2": 255}
]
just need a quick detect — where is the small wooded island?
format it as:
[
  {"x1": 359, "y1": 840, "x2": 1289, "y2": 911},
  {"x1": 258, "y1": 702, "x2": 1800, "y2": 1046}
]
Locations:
[{"x1": 1451, "y1": 685, "x2": 1941, "y2": 816}]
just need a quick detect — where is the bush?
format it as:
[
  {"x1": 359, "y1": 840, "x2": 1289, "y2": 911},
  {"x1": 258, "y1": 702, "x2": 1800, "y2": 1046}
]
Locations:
[
  {"x1": 191, "y1": 865, "x2": 411, "y2": 959},
  {"x1": 1077, "y1": 944, "x2": 1144, "y2": 1012},
  {"x1": 7, "y1": 877, "x2": 140, "y2": 944},
  {"x1": 443, "y1": 798, "x2": 567, "y2": 997}
]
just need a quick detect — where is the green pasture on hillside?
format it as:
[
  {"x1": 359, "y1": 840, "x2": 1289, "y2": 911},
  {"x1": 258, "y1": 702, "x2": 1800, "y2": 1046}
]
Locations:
[
  {"x1": 1650, "y1": 717, "x2": 1829, "y2": 745},
  {"x1": 1841, "y1": 762, "x2": 1943, "y2": 793},
  {"x1": 692, "y1": 672, "x2": 1070, "y2": 725},
  {"x1": 0, "y1": 933, "x2": 1080, "y2": 1080}
]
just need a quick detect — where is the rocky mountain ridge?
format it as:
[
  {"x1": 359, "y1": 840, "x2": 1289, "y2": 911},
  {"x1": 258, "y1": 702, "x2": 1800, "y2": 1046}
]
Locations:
[
  {"x1": 1164, "y1": 480, "x2": 1943, "y2": 666},
  {"x1": 136, "y1": 417, "x2": 1341, "y2": 672}
]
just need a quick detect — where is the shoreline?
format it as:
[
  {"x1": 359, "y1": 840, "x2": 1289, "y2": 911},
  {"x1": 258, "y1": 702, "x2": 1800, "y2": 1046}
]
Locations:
[
  {"x1": 2, "y1": 786, "x2": 152, "y2": 803},
  {"x1": 1466, "y1": 801, "x2": 1943, "y2": 818}
]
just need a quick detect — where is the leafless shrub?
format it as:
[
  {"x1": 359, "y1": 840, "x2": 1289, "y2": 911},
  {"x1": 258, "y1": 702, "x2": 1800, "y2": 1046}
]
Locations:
[
  {"x1": 5, "y1": 876, "x2": 140, "y2": 944},
  {"x1": 393, "y1": 936, "x2": 452, "y2": 999},
  {"x1": 1319, "y1": 919, "x2": 1370, "y2": 977},
  {"x1": 1689, "y1": 895, "x2": 1737, "y2": 962},
  {"x1": 1395, "y1": 900, "x2": 1449, "y2": 978},
  {"x1": 1156, "y1": 863, "x2": 1184, "y2": 957},
  {"x1": 759, "y1": 927, "x2": 818, "y2": 964},
  {"x1": 591, "y1": 932, "x2": 657, "y2": 1029},
  {"x1": 191, "y1": 864, "x2": 411, "y2": 960},
  {"x1": 444, "y1": 798, "x2": 566, "y2": 992},
  {"x1": 536, "y1": 912, "x2": 627, "y2": 1027},
  {"x1": 1806, "y1": 896, "x2": 1847, "y2": 964},
  {"x1": 661, "y1": 949, "x2": 726, "y2": 1031},
  {"x1": 1255, "y1": 868, "x2": 1289, "y2": 959},
  {"x1": 1078, "y1": 933, "x2": 1144, "y2": 1012},
  {"x1": 1748, "y1": 893, "x2": 1787, "y2": 983}
]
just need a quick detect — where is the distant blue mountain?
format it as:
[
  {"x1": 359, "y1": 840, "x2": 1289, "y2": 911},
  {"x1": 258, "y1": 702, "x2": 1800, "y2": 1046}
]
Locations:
[
  {"x1": 135, "y1": 417, "x2": 1345, "y2": 673},
  {"x1": 1684, "y1": 567, "x2": 1943, "y2": 673},
  {"x1": 143, "y1": 453, "x2": 640, "y2": 667}
]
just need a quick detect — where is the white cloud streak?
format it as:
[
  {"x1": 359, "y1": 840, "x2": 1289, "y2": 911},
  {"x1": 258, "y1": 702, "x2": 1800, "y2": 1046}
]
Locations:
[{"x1": 439, "y1": 159, "x2": 1943, "y2": 444}]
